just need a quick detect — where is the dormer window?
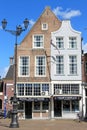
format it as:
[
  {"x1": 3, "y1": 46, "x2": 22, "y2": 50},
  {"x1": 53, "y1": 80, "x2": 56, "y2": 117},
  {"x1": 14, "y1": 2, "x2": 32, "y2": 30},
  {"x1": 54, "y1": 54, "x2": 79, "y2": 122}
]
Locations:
[{"x1": 42, "y1": 23, "x2": 48, "y2": 30}]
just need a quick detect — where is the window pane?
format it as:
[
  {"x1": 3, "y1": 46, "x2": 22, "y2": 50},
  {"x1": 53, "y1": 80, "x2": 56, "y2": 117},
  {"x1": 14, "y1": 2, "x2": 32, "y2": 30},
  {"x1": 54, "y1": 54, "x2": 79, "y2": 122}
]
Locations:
[
  {"x1": 17, "y1": 84, "x2": 24, "y2": 96},
  {"x1": 34, "y1": 84, "x2": 41, "y2": 96},
  {"x1": 34, "y1": 101, "x2": 40, "y2": 110},
  {"x1": 69, "y1": 56, "x2": 77, "y2": 74},
  {"x1": 25, "y1": 84, "x2": 32, "y2": 96},
  {"x1": 34, "y1": 35, "x2": 43, "y2": 48},
  {"x1": 69, "y1": 37, "x2": 77, "y2": 49},
  {"x1": 20, "y1": 56, "x2": 29, "y2": 76},
  {"x1": 72, "y1": 100, "x2": 79, "y2": 111},
  {"x1": 36, "y1": 56, "x2": 46, "y2": 76},
  {"x1": 56, "y1": 56, "x2": 64, "y2": 74},
  {"x1": 56, "y1": 37, "x2": 64, "y2": 49},
  {"x1": 42, "y1": 101, "x2": 49, "y2": 110},
  {"x1": 63, "y1": 100, "x2": 70, "y2": 111}
]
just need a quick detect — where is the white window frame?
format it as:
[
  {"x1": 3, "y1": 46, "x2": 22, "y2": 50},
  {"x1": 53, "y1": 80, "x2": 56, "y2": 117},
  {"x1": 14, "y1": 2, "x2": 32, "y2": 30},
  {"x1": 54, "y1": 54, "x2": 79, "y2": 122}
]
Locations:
[
  {"x1": 35, "y1": 55, "x2": 46, "y2": 77},
  {"x1": 42, "y1": 23, "x2": 48, "y2": 30},
  {"x1": 56, "y1": 55, "x2": 64, "y2": 75},
  {"x1": 69, "y1": 37, "x2": 77, "y2": 49},
  {"x1": 56, "y1": 37, "x2": 64, "y2": 49},
  {"x1": 33, "y1": 34, "x2": 44, "y2": 48},
  {"x1": 18, "y1": 56, "x2": 30, "y2": 77},
  {"x1": 69, "y1": 55, "x2": 77, "y2": 75}
]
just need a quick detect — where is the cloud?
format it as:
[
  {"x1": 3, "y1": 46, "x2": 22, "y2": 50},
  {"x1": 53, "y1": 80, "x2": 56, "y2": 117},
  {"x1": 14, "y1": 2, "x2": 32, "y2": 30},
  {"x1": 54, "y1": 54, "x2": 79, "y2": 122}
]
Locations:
[
  {"x1": 0, "y1": 66, "x2": 9, "y2": 78},
  {"x1": 28, "y1": 19, "x2": 35, "y2": 29},
  {"x1": 53, "y1": 6, "x2": 81, "y2": 19},
  {"x1": 82, "y1": 43, "x2": 87, "y2": 54}
]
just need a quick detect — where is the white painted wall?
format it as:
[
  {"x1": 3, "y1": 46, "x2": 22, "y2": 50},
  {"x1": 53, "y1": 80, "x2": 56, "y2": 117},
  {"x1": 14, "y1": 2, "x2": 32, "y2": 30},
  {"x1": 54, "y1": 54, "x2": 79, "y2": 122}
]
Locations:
[{"x1": 51, "y1": 20, "x2": 82, "y2": 81}]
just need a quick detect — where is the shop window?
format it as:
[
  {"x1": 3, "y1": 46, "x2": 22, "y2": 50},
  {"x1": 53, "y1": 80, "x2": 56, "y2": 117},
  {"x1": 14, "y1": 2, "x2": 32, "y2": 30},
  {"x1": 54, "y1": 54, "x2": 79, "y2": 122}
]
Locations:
[
  {"x1": 72, "y1": 100, "x2": 79, "y2": 111},
  {"x1": 63, "y1": 100, "x2": 70, "y2": 111},
  {"x1": 34, "y1": 101, "x2": 40, "y2": 110},
  {"x1": 42, "y1": 101, "x2": 49, "y2": 110},
  {"x1": 18, "y1": 101, "x2": 24, "y2": 110}
]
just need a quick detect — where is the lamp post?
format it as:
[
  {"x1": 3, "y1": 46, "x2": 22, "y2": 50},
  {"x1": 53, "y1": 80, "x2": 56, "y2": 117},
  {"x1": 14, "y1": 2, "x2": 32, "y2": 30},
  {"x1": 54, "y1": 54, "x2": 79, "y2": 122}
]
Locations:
[{"x1": 1, "y1": 18, "x2": 29, "y2": 128}]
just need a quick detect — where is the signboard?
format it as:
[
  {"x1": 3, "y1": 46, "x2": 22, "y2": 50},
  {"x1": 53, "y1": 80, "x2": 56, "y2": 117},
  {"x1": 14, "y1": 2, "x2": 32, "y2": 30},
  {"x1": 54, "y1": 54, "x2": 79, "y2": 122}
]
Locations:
[{"x1": 54, "y1": 96, "x2": 81, "y2": 100}]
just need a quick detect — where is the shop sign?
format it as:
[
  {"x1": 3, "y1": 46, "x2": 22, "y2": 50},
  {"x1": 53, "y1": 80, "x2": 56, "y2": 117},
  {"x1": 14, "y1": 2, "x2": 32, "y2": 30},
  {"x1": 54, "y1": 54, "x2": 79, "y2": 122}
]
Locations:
[
  {"x1": 19, "y1": 97, "x2": 49, "y2": 102},
  {"x1": 54, "y1": 96, "x2": 81, "y2": 100}
]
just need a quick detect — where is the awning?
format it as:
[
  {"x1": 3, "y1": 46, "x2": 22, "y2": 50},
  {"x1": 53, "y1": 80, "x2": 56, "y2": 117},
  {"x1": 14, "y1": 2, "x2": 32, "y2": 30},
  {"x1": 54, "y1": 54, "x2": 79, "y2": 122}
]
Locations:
[
  {"x1": 18, "y1": 97, "x2": 50, "y2": 102},
  {"x1": 54, "y1": 96, "x2": 81, "y2": 100}
]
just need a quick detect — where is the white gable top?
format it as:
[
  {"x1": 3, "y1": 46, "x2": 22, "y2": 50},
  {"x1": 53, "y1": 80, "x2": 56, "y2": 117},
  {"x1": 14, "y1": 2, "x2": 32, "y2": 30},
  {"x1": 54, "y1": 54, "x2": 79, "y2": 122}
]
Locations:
[{"x1": 51, "y1": 20, "x2": 81, "y2": 35}]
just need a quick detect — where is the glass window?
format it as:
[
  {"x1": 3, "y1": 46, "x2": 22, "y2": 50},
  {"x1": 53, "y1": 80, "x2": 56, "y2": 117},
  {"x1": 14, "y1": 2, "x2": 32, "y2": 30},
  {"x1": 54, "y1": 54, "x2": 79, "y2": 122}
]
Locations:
[
  {"x1": 69, "y1": 37, "x2": 77, "y2": 49},
  {"x1": 34, "y1": 101, "x2": 40, "y2": 110},
  {"x1": 71, "y1": 84, "x2": 79, "y2": 94},
  {"x1": 56, "y1": 56, "x2": 64, "y2": 75},
  {"x1": 42, "y1": 101, "x2": 49, "y2": 110},
  {"x1": 42, "y1": 23, "x2": 48, "y2": 30},
  {"x1": 42, "y1": 84, "x2": 49, "y2": 91},
  {"x1": 33, "y1": 35, "x2": 44, "y2": 48},
  {"x1": 34, "y1": 84, "x2": 41, "y2": 96},
  {"x1": 25, "y1": 84, "x2": 32, "y2": 96},
  {"x1": 63, "y1": 100, "x2": 70, "y2": 111},
  {"x1": 18, "y1": 101, "x2": 24, "y2": 110},
  {"x1": 36, "y1": 56, "x2": 46, "y2": 76},
  {"x1": 62, "y1": 84, "x2": 70, "y2": 94},
  {"x1": 56, "y1": 37, "x2": 64, "y2": 49},
  {"x1": 19, "y1": 56, "x2": 29, "y2": 76},
  {"x1": 17, "y1": 84, "x2": 24, "y2": 96},
  {"x1": 69, "y1": 56, "x2": 77, "y2": 75},
  {"x1": 72, "y1": 100, "x2": 79, "y2": 111}
]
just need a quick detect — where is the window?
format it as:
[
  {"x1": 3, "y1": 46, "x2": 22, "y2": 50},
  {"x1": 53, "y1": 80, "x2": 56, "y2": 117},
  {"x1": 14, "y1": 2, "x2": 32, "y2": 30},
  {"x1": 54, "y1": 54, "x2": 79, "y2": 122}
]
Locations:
[
  {"x1": 42, "y1": 101, "x2": 49, "y2": 110},
  {"x1": 69, "y1": 37, "x2": 77, "y2": 49},
  {"x1": 17, "y1": 84, "x2": 24, "y2": 96},
  {"x1": 85, "y1": 62, "x2": 87, "y2": 74},
  {"x1": 18, "y1": 101, "x2": 24, "y2": 110},
  {"x1": 56, "y1": 56, "x2": 64, "y2": 75},
  {"x1": 34, "y1": 84, "x2": 41, "y2": 96},
  {"x1": 56, "y1": 37, "x2": 64, "y2": 49},
  {"x1": 63, "y1": 100, "x2": 79, "y2": 112},
  {"x1": 54, "y1": 84, "x2": 79, "y2": 95},
  {"x1": 72, "y1": 100, "x2": 79, "y2": 111},
  {"x1": 33, "y1": 35, "x2": 44, "y2": 48},
  {"x1": 69, "y1": 56, "x2": 77, "y2": 75},
  {"x1": 63, "y1": 100, "x2": 70, "y2": 111},
  {"x1": 34, "y1": 101, "x2": 40, "y2": 110},
  {"x1": 42, "y1": 23, "x2": 48, "y2": 30},
  {"x1": 25, "y1": 84, "x2": 32, "y2": 96},
  {"x1": 19, "y1": 56, "x2": 29, "y2": 76},
  {"x1": 42, "y1": 84, "x2": 49, "y2": 91},
  {"x1": 17, "y1": 83, "x2": 50, "y2": 96},
  {"x1": 36, "y1": 56, "x2": 46, "y2": 76}
]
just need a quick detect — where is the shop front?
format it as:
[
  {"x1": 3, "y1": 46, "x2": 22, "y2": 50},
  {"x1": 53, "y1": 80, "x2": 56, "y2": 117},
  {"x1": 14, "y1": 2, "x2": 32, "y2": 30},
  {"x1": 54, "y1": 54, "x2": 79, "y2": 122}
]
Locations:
[
  {"x1": 18, "y1": 97, "x2": 50, "y2": 119},
  {"x1": 53, "y1": 96, "x2": 81, "y2": 119}
]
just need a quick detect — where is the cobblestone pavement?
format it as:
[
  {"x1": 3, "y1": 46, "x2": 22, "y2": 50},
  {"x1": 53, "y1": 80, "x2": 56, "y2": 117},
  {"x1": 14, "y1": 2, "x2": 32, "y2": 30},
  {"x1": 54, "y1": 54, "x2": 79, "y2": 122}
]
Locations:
[{"x1": 0, "y1": 119, "x2": 87, "y2": 130}]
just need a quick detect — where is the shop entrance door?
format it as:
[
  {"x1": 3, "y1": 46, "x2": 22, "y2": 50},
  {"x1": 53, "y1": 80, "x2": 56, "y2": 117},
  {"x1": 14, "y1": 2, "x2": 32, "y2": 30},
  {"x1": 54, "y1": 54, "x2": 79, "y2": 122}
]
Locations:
[
  {"x1": 25, "y1": 101, "x2": 32, "y2": 119},
  {"x1": 54, "y1": 100, "x2": 62, "y2": 117}
]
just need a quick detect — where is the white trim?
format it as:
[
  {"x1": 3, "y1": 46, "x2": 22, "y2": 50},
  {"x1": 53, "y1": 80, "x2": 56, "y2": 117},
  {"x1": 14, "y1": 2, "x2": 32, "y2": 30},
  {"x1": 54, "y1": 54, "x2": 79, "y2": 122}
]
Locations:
[
  {"x1": 32, "y1": 34, "x2": 44, "y2": 49},
  {"x1": 18, "y1": 55, "x2": 30, "y2": 77},
  {"x1": 42, "y1": 23, "x2": 48, "y2": 30},
  {"x1": 35, "y1": 55, "x2": 46, "y2": 77}
]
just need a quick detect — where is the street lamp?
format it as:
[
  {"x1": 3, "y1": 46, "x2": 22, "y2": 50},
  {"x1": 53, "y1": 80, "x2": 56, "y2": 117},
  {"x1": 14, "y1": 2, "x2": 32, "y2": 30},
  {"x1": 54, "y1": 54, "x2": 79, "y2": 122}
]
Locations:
[{"x1": 1, "y1": 18, "x2": 29, "y2": 128}]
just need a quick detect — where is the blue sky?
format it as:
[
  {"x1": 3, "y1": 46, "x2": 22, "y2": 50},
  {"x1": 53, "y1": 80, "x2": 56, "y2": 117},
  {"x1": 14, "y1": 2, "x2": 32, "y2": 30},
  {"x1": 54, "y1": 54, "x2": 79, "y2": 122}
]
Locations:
[{"x1": 0, "y1": 0, "x2": 87, "y2": 78}]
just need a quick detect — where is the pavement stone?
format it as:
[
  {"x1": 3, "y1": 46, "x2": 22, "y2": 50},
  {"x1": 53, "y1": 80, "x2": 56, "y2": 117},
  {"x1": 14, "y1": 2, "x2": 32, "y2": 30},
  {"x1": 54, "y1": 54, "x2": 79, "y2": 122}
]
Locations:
[{"x1": 0, "y1": 119, "x2": 87, "y2": 130}]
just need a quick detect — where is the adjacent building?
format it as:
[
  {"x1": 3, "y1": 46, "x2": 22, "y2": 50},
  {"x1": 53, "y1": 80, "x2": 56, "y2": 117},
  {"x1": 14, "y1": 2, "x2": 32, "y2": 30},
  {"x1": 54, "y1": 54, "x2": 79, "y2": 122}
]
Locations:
[{"x1": 51, "y1": 20, "x2": 82, "y2": 119}]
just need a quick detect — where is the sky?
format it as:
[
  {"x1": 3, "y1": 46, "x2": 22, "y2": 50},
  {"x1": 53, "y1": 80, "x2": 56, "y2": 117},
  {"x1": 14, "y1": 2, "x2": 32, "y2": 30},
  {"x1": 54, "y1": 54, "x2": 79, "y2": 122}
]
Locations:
[{"x1": 0, "y1": 0, "x2": 87, "y2": 78}]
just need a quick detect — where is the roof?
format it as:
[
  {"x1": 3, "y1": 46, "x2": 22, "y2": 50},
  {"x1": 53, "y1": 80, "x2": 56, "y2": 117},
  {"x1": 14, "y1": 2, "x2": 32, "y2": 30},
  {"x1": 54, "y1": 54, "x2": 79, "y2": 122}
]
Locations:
[{"x1": 5, "y1": 65, "x2": 14, "y2": 80}]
